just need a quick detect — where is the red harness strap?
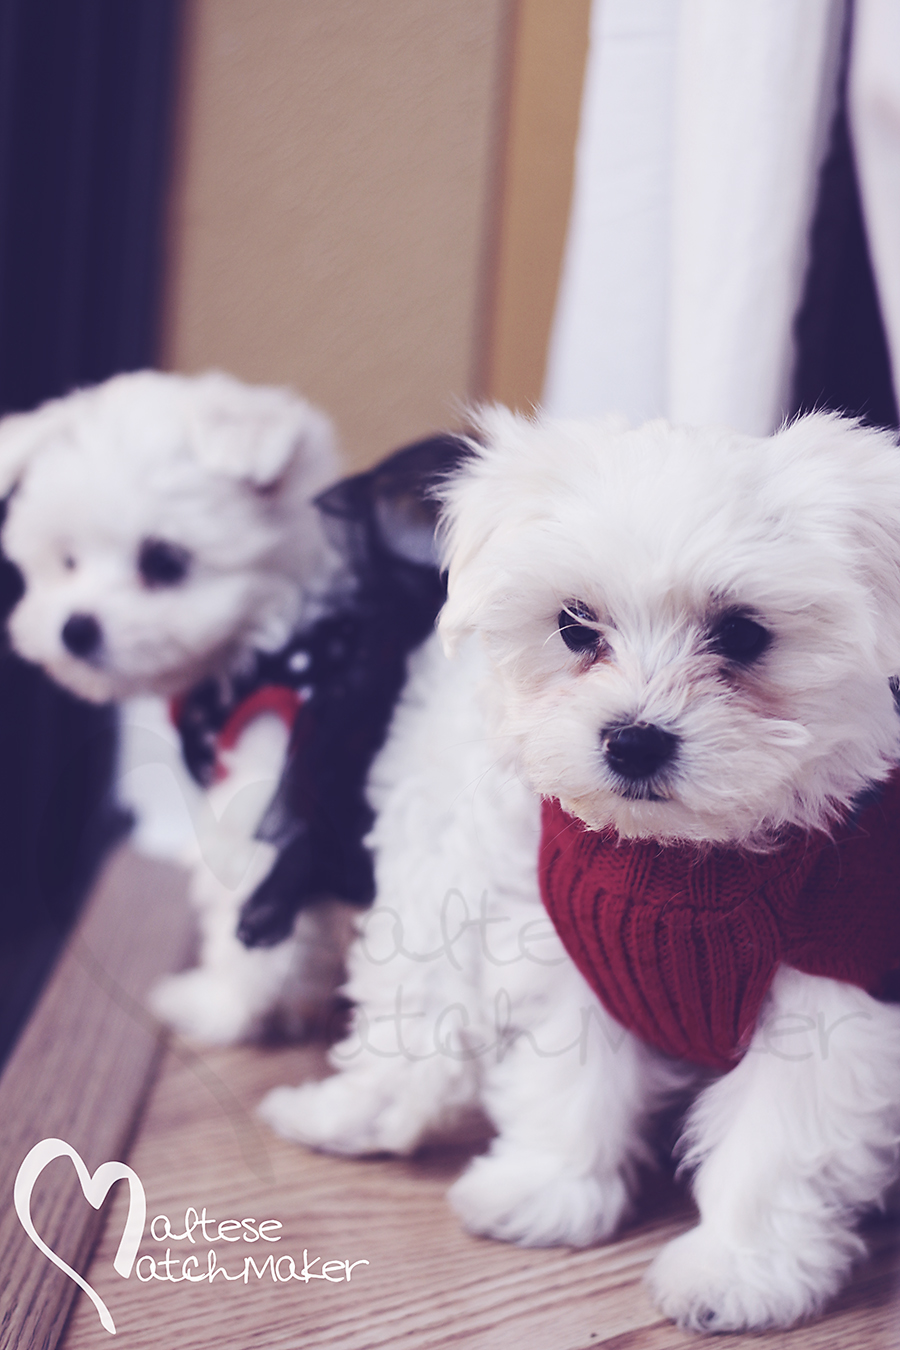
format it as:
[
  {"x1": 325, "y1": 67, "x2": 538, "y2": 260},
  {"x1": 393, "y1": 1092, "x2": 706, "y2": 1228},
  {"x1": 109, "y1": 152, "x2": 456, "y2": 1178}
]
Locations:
[
  {"x1": 539, "y1": 775, "x2": 900, "y2": 1069},
  {"x1": 169, "y1": 685, "x2": 304, "y2": 784}
]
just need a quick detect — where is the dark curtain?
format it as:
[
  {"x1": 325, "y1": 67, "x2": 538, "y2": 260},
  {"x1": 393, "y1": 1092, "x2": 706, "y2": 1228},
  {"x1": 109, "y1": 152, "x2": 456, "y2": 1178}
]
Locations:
[
  {"x1": 790, "y1": 8, "x2": 899, "y2": 432},
  {"x1": 0, "y1": 0, "x2": 183, "y2": 1064}
]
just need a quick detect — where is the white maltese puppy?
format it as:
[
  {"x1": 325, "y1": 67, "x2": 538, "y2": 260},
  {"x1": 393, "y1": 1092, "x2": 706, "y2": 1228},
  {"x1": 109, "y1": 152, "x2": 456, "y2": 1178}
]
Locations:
[
  {"x1": 260, "y1": 407, "x2": 900, "y2": 1332},
  {"x1": 0, "y1": 369, "x2": 348, "y2": 1044}
]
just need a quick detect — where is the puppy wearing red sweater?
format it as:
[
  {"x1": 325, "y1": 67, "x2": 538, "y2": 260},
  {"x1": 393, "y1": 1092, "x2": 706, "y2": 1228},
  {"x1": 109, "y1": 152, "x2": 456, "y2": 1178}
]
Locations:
[{"x1": 261, "y1": 407, "x2": 900, "y2": 1332}]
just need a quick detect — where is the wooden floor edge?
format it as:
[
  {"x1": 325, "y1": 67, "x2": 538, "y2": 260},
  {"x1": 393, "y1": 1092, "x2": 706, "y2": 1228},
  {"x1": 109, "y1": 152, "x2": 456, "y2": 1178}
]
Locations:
[{"x1": 0, "y1": 845, "x2": 192, "y2": 1350}]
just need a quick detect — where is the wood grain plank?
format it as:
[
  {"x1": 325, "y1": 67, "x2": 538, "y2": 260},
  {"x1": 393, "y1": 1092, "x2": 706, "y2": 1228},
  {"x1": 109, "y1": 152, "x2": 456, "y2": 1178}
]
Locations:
[
  {"x1": 0, "y1": 846, "x2": 193, "y2": 1350},
  {"x1": 58, "y1": 1036, "x2": 900, "y2": 1350}
]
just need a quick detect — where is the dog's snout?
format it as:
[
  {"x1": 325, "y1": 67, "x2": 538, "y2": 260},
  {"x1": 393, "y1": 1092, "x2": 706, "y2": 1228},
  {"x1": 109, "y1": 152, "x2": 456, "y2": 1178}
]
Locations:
[
  {"x1": 603, "y1": 723, "x2": 679, "y2": 780},
  {"x1": 61, "y1": 613, "x2": 102, "y2": 659}
]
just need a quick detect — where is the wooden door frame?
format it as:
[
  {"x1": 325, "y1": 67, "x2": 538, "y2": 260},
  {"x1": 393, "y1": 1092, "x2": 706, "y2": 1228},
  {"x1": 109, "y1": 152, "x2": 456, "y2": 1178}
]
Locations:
[{"x1": 478, "y1": 0, "x2": 591, "y2": 411}]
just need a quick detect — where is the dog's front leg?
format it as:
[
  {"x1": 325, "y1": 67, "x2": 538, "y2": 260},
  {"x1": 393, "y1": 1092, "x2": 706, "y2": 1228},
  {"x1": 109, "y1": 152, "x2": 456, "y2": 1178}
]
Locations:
[
  {"x1": 149, "y1": 849, "x2": 303, "y2": 1044},
  {"x1": 648, "y1": 964, "x2": 900, "y2": 1331},
  {"x1": 448, "y1": 926, "x2": 686, "y2": 1249},
  {"x1": 258, "y1": 918, "x2": 485, "y2": 1156},
  {"x1": 150, "y1": 714, "x2": 307, "y2": 1044}
]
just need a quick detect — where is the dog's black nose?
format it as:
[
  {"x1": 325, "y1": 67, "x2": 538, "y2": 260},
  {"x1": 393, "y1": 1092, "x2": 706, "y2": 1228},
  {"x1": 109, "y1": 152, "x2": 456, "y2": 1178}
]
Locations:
[
  {"x1": 61, "y1": 613, "x2": 102, "y2": 659},
  {"x1": 603, "y1": 723, "x2": 679, "y2": 780}
]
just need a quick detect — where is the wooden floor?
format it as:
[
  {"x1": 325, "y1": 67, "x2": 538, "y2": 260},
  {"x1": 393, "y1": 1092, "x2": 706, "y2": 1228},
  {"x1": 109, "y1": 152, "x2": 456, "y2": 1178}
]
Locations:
[{"x1": 59, "y1": 1033, "x2": 900, "y2": 1350}]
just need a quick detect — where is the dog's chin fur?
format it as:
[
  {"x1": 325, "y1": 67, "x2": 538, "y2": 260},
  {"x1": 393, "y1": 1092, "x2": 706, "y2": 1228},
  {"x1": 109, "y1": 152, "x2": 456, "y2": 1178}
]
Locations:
[
  {"x1": 0, "y1": 369, "x2": 342, "y2": 702},
  {"x1": 260, "y1": 408, "x2": 900, "y2": 1335},
  {"x1": 495, "y1": 624, "x2": 900, "y2": 848}
]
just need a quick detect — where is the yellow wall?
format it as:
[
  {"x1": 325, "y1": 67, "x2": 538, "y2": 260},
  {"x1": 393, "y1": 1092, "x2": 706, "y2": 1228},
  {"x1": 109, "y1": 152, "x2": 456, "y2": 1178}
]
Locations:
[
  {"x1": 162, "y1": 1, "x2": 588, "y2": 469},
  {"x1": 163, "y1": 0, "x2": 510, "y2": 468}
]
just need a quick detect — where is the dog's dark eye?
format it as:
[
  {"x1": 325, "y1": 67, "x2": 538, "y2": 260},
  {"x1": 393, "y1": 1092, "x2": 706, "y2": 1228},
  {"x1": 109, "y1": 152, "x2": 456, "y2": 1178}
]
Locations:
[
  {"x1": 709, "y1": 611, "x2": 770, "y2": 664},
  {"x1": 138, "y1": 538, "x2": 192, "y2": 588},
  {"x1": 558, "y1": 600, "x2": 602, "y2": 657}
]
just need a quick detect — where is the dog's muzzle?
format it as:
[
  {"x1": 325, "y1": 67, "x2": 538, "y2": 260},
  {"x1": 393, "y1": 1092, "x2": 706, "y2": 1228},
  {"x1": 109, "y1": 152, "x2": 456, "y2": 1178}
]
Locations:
[{"x1": 602, "y1": 722, "x2": 679, "y2": 796}]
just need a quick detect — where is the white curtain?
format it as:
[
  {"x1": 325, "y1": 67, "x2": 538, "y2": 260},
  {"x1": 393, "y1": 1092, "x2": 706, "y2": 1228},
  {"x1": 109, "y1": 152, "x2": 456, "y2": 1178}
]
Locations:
[
  {"x1": 541, "y1": 0, "x2": 679, "y2": 424},
  {"x1": 850, "y1": 0, "x2": 900, "y2": 412},
  {"x1": 543, "y1": 0, "x2": 900, "y2": 438}
]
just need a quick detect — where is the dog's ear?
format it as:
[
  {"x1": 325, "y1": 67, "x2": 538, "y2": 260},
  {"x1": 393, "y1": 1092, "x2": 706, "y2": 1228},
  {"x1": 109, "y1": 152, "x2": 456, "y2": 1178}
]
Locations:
[
  {"x1": 438, "y1": 406, "x2": 633, "y2": 654},
  {"x1": 316, "y1": 433, "x2": 473, "y2": 567},
  {"x1": 772, "y1": 414, "x2": 900, "y2": 675},
  {"x1": 187, "y1": 371, "x2": 337, "y2": 491},
  {"x1": 0, "y1": 397, "x2": 76, "y2": 498},
  {"x1": 437, "y1": 405, "x2": 539, "y2": 652}
]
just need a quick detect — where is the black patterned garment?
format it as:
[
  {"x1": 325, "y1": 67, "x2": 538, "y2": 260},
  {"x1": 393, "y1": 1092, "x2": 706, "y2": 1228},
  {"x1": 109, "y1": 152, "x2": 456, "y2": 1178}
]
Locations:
[{"x1": 171, "y1": 433, "x2": 471, "y2": 948}]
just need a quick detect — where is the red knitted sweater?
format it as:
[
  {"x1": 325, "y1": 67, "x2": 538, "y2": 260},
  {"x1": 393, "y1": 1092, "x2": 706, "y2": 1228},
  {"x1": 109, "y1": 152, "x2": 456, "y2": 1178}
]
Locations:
[{"x1": 539, "y1": 776, "x2": 900, "y2": 1070}]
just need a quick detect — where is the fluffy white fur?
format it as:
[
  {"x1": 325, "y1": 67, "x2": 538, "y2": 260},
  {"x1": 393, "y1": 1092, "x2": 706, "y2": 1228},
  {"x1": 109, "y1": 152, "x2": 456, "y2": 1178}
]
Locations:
[
  {"x1": 0, "y1": 369, "x2": 341, "y2": 699},
  {"x1": 0, "y1": 369, "x2": 349, "y2": 1043},
  {"x1": 260, "y1": 408, "x2": 900, "y2": 1331}
]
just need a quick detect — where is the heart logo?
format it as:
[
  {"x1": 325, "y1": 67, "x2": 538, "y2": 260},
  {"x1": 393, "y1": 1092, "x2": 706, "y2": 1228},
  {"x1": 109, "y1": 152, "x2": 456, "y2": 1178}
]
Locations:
[{"x1": 14, "y1": 1137, "x2": 146, "y2": 1335}]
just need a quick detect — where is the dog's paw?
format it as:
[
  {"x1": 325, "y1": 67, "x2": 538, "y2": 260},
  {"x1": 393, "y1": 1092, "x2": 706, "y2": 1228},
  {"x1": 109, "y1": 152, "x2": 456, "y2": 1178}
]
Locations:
[
  {"x1": 448, "y1": 1149, "x2": 629, "y2": 1248},
  {"x1": 646, "y1": 1222, "x2": 859, "y2": 1332},
  {"x1": 259, "y1": 1057, "x2": 458, "y2": 1156},
  {"x1": 258, "y1": 1075, "x2": 415, "y2": 1156},
  {"x1": 149, "y1": 969, "x2": 261, "y2": 1045}
]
